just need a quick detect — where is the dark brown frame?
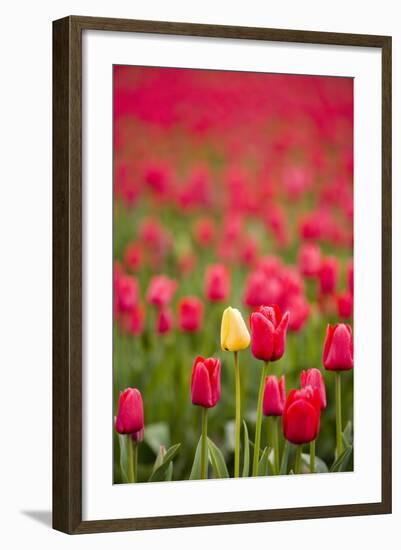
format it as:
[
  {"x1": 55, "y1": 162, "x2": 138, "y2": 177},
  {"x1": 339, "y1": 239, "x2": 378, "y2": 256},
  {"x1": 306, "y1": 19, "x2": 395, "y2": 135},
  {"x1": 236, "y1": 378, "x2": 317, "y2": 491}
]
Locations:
[{"x1": 53, "y1": 15, "x2": 392, "y2": 534}]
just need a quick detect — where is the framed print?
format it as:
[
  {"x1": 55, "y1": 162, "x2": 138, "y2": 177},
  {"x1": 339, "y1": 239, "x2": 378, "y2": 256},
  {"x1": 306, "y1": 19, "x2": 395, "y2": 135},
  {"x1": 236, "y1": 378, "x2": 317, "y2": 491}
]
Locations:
[{"x1": 52, "y1": 16, "x2": 392, "y2": 534}]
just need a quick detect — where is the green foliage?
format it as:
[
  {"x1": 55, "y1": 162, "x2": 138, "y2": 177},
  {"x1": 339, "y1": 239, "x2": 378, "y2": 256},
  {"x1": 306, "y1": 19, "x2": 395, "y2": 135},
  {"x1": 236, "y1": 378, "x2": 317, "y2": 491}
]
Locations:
[
  {"x1": 257, "y1": 447, "x2": 271, "y2": 476},
  {"x1": 207, "y1": 438, "x2": 229, "y2": 479},
  {"x1": 280, "y1": 441, "x2": 291, "y2": 475},
  {"x1": 118, "y1": 434, "x2": 130, "y2": 483},
  {"x1": 189, "y1": 436, "x2": 203, "y2": 480},
  {"x1": 330, "y1": 446, "x2": 353, "y2": 472},
  {"x1": 148, "y1": 443, "x2": 181, "y2": 482},
  {"x1": 301, "y1": 453, "x2": 329, "y2": 474},
  {"x1": 242, "y1": 421, "x2": 250, "y2": 478}
]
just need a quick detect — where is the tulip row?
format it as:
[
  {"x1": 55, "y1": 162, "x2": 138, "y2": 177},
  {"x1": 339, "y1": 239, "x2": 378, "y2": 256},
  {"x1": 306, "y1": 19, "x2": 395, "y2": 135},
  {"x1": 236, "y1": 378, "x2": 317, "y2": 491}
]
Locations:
[
  {"x1": 115, "y1": 303, "x2": 353, "y2": 482},
  {"x1": 115, "y1": 254, "x2": 353, "y2": 349}
]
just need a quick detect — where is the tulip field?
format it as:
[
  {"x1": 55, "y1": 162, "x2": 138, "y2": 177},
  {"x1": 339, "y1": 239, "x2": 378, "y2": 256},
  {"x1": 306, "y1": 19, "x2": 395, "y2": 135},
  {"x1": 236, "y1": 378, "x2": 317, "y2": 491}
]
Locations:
[{"x1": 113, "y1": 66, "x2": 354, "y2": 483}]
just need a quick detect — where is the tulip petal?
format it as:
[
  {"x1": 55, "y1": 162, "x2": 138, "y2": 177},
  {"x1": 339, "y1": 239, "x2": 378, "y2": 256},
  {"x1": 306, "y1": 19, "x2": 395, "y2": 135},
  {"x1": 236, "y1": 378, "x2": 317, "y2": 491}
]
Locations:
[
  {"x1": 250, "y1": 311, "x2": 275, "y2": 361},
  {"x1": 191, "y1": 361, "x2": 213, "y2": 408},
  {"x1": 221, "y1": 307, "x2": 250, "y2": 351},
  {"x1": 324, "y1": 323, "x2": 353, "y2": 370},
  {"x1": 272, "y1": 311, "x2": 290, "y2": 360},
  {"x1": 284, "y1": 400, "x2": 319, "y2": 444}
]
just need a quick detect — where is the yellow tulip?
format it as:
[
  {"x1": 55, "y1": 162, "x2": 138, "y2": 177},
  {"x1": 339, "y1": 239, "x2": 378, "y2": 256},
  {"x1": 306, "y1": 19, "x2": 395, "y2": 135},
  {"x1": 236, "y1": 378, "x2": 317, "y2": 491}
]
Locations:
[{"x1": 221, "y1": 307, "x2": 250, "y2": 352}]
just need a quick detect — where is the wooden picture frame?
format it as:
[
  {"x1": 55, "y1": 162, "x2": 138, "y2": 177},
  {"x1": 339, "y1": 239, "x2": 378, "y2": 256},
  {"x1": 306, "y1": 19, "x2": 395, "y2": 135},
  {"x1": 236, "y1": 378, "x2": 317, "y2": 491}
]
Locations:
[{"x1": 53, "y1": 15, "x2": 392, "y2": 534}]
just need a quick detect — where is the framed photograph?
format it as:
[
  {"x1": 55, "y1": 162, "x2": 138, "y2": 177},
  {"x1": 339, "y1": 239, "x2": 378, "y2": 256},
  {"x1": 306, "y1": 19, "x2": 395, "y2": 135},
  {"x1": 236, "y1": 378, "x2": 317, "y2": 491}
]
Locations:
[{"x1": 53, "y1": 16, "x2": 392, "y2": 534}]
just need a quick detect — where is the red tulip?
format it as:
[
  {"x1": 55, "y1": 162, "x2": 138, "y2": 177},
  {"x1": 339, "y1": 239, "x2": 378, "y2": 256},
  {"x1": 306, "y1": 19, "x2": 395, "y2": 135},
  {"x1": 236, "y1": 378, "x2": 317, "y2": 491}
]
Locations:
[
  {"x1": 121, "y1": 303, "x2": 145, "y2": 335},
  {"x1": 178, "y1": 297, "x2": 204, "y2": 332},
  {"x1": 263, "y1": 375, "x2": 286, "y2": 416},
  {"x1": 250, "y1": 305, "x2": 290, "y2": 362},
  {"x1": 193, "y1": 217, "x2": 215, "y2": 247},
  {"x1": 124, "y1": 241, "x2": 143, "y2": 272},
  {"x1": 115, "y1": 388, "x2": 144, "y2": 435},
  {"x1": 205, "y1": 264, "x2": 230, "y2": 302},
  {"x1": 298, "y1": 243, "x2": 321, "y2": 277},
  {"x1": 336, "y1": 292, "x2": 353, "y2": 319},
  {"x1": 243, "y1": 270, "x2": 282, "y2": 308},
  {"x1": 238, "y1": 235, "x2": 259, "y2": 266},
  {"x1": 318, "y1": 257, "x2": 339, "y2": 295},
  {"x1": 144, "y1": 162, "x2": 171, "y2": 195},
  {"x1": 323, "y1": 323, "x2": 354, "y2": 371},
  {"x1": 139, "y1": 217, "x2": 169, "y2": 249},
  {"x1": 191, "y1": 356, "x2": 221, "y2": 408},
  {"x1": 282, "y1": 165, "x2": 312, "y2": 199},
  {"x1": 282, "y1": 386, "x2": 321, "y2": 444},
  {"x1": 256, "y1": 256, "x2": 283, "y2": 277},
  {"x1": 156, "y1": 308, "x2": 173, "y2": 334},
  {"x1": 146, "y1": 275, "x2": 177, "y2": 307},
  {"x1": 115, "y1": 274, "x2": 139, "y2": 314},
  {"x1": 301, "y1": 368, "x2": 327, "y2": 409},
  {"x1": 286, "y1": 294, "x2": 310, "y2": 332}
]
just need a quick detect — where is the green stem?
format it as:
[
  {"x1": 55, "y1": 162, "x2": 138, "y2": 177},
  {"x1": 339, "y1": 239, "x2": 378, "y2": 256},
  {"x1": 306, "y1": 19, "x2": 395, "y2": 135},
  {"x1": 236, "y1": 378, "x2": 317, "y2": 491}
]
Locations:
[
  {"x1": 234, "y1": 351, "x2": 241, "y2": 478},
  {"x1": 273, "y1": 416, "x2": 280, "y2": 475},
  {"x1": 252, "y1": 362, "x2": 269, "y2": 476},
  {"x1": 335, "y1": 371, "x2": 343, "y2": 458},
  {"x1": 295, "y1": 444, "x2": 302, "y2": 474},
  {"x1": 126, "y1": 436, "x2": 135, "y2": 483},
  {"x1": 310, "y1": 439, "x2": 315, "y2": 474},
  {"x1": 200, "y1": 407, "x2": 208, "y2": 480},
  {"x1": 133, "y1": 441, "x2": 138, "y2": 483}
]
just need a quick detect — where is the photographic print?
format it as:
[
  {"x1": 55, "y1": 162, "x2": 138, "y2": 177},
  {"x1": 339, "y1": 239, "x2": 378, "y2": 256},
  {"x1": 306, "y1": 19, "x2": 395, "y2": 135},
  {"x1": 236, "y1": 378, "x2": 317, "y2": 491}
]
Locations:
[{"x1": 112, "y1": 65, "x2": 354, "y2": 484}]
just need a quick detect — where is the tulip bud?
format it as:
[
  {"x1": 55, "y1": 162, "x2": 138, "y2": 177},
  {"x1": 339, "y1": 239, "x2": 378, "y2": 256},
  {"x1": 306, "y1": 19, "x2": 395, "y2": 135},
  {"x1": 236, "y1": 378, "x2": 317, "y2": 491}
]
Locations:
[
  {"x1": 301, "y1": 368, "x2": 327, "y2": 409},
  {"x1": 286, "y1": 294, "x2": 310, "y2": 332},
  {"x1": 205, "y1": 264, "x2": 230, "y2": 302},
  {"x1": 336, "y1": 292, "x2": 353, "y2": 319},
  {"x1": 191, "y1": 356, "x2": 221, "y2": 408},
  {"x1": 115, "y1": 388, "x2": 144, "y2": 435},
  {"x1": 323, "y1": 323, "x2": 354, "y2": 371},
  {"x1": 298, "y1": 243, "x2": 321, "y2": 277},
  {"x1": 146, "y1": 275, "x2": 177, "y2": 308},
  {"x1": 221, "y1": 306, "x2": 251, "y2": 352},
  {"x1": 263, "y1": 375, "x2": 286, "y2": 416},
  {"x1": 124, "y1": 241, "x2": 143, "y2": 272},
  {"x1": 156, "y1": 308, "x2": 173, "y2": 334},
  {"x1": 250, "y1": 305, "x2": 290, "y2": 362},
  {"x1": 178, "y1": 296, "x2": 204, "y2": 332},
  {"x1": 243, "y1": 270, "x2": 282, "y2": 308},
  {"x1": 193, "y1": 217, "x2": 216, "y2": 247},
  {"x1": 318, "y1": 257, "x2": 339, "y2": 295},
  {"x1": 121, "y1": 303, "x2": 145, "y2": 336},
  {"x1": 282, "y1": 386, "x2": 321, "y2": 444},
  {"x1": 115, "y1": 274, "x2": 139, "y2": 314}
]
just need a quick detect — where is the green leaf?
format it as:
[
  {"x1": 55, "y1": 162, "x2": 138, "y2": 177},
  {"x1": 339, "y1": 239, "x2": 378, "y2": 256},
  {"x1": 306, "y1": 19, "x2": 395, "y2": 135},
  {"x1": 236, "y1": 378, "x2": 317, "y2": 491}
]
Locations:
[
  {"x1": 207, "y1": 438, "x2": 229, "y2": 478},
  {"x1": 330, "y1": 446, "x2": 353, "y2": 472},
  {"x1": 118, "y1": 434, "x2": 129, "y2": 483},
  {"x1": 301, "y1": 453, "x2": 329, "y2": 473},
  {"x1": 280, "y1": 440, "x2": 291, "y2": 475},
  {"x1": 152, "y1": 445, "x2": 167, "y2": 474},
  {"x1": 267, "y1": 448, "x2": 276, "y2": 475},
  {"x1": 257, "y1": 447, "x2": 271, "y2": 476},
  {"x1": 148, "y1": 443, "x2": 181, "y2": 482},
  {"x1": 342, "y1": 421, "x2": 353, "y2": 448},
  {"x1": 189, "y1": 436, "x2": 203, "y2": 480},
  {"x1": 144, "y1": 422, "x2": 170, "y2": 455},
  {"x1": 242, "y1": 421, "x2": 250, "y2": 478},
  {"x1": 165, "y1": 461, "x2": 173, "y2": 481}
]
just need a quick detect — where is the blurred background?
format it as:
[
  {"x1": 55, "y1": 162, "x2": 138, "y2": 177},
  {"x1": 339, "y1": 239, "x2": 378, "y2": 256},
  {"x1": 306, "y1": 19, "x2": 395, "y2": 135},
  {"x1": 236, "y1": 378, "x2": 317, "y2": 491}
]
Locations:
[{"x1": 112, "y1": 66, "x2": 354, "y2": 482}]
